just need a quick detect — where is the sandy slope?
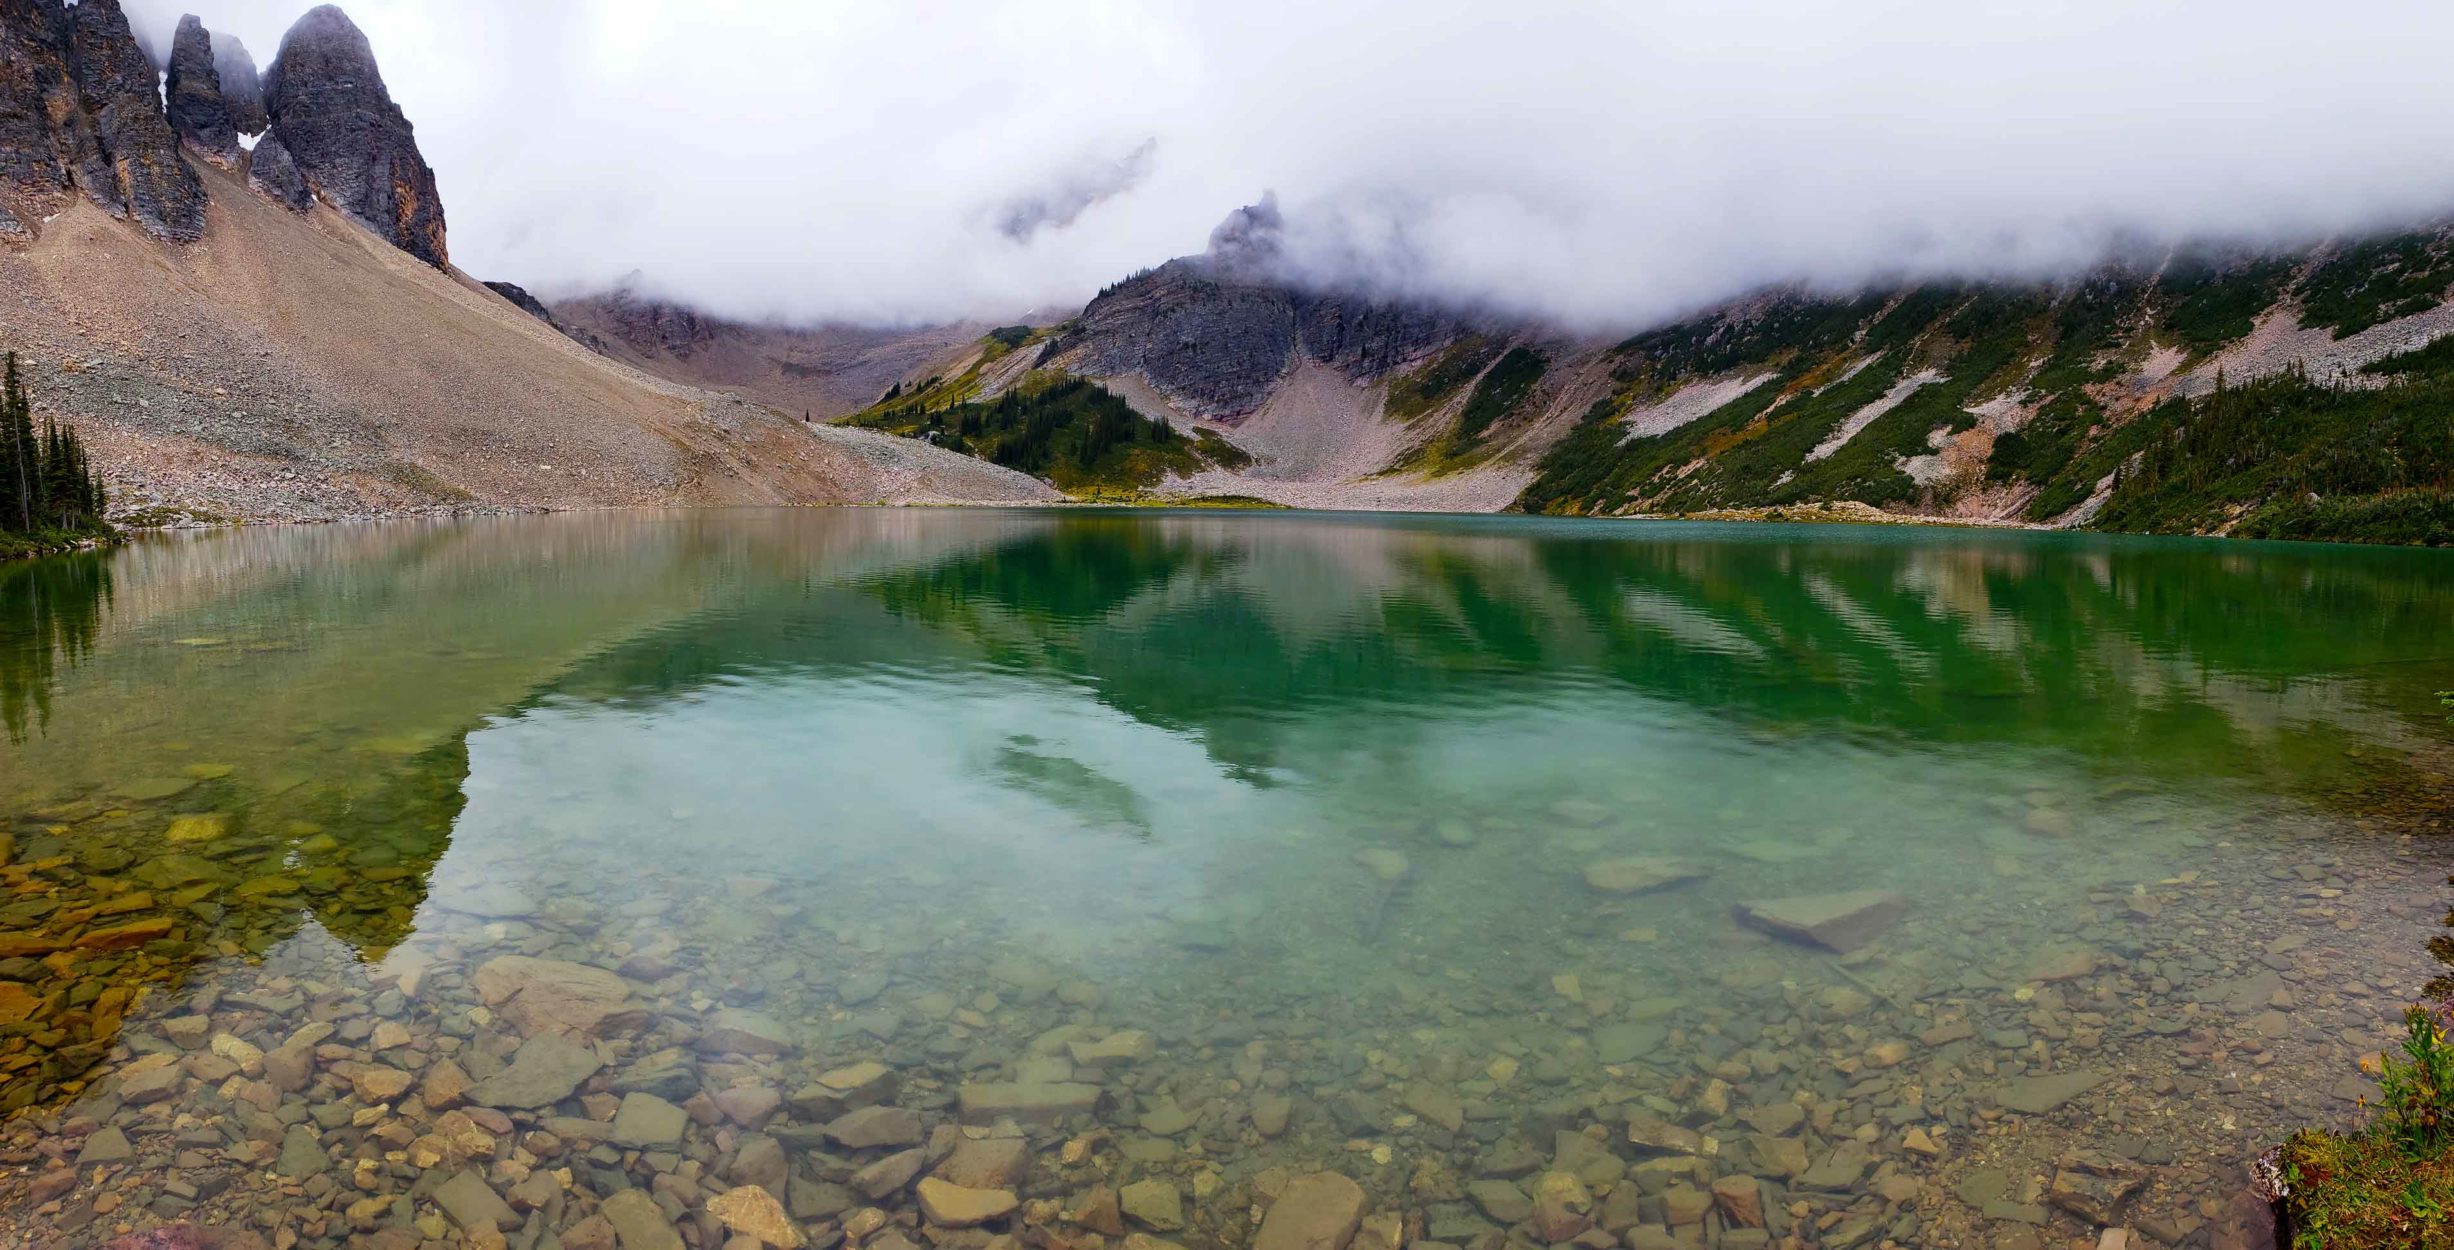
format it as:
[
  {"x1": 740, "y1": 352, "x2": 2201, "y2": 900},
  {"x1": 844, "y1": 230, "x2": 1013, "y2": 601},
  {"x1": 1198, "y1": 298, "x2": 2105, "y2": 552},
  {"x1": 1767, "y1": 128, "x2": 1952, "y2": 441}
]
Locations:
[{"x1": 0, "y1": 162, "x2": 1053, "y2": 522}]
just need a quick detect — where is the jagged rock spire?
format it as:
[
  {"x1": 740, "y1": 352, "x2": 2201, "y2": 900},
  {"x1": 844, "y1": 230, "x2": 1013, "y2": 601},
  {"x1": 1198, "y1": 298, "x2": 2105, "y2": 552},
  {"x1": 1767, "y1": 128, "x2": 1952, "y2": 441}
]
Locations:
[
  {"x1": 264, "y1": 4, "x2": 446, "y2": 266},
  {"x1": 166, "y1": 15, "x2": 239, "y2": 167}
]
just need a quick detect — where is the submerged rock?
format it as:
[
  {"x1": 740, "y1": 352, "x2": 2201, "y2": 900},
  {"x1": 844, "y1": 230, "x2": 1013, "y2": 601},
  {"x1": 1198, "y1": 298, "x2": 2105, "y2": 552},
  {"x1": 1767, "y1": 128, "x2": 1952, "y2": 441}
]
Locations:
[
  {"x1": 1731, "y1": 889, "x2": 1907, "y2": 952},
  {"x1": 1582, "y1": 856, "x2": 1707, "y2": 895},
  {"x1": 708, "y1": 1183, "x2": 805, "y2": 1247},
  {"x1": 472, "y1": 954, "x2": 636, "y2": 1038},
  {"x1": 917, "y1": 1177, "x2": 1018, "y2": 1228},
  {"x1": 464, "y1": 1032, "x2": 603, "y2": 1109},
  {"x1": 1994, "y1": 1069, "x2": 2107, "y2": 1115},
  {"x1": 1254, "y1": 1171, "x2": 1367, "y2": 1250}
]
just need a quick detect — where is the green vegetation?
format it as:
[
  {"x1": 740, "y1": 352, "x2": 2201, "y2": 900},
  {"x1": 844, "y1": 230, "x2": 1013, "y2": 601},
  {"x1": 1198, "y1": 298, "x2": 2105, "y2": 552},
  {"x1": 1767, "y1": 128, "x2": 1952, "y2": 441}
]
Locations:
[
  {"x1": 854, "y1": 374, "x2": 1239, "y2": 494},
  {"x1": 2299, "y1": 231, "x2": 2454, "y2": 338},
  {"x1": 1453, "y1": 348, "x2": 1546, "y2": 445},
  {"x1": 1517, "y1": 229, "x2": 2454, "y2": 543},
  {"x1": 1385, "y1": 337, "x2": 1503, "y2": 422},
  {"x1": 2277, "y1": 1006, "x2": 2454, "y2": 1248},
  {"x1": 2092, "y1": 364, "x2": 2454, "y2": 543},
  {"x1": 2156, "y1": 252, "x2": 2294, "y2": 355},
  {"x1": 1391, "y1": 346, "x2": 1549, "y2": 475},
  {"x1": 0, "y1": 352, "x2": 112, "y2": 559}
]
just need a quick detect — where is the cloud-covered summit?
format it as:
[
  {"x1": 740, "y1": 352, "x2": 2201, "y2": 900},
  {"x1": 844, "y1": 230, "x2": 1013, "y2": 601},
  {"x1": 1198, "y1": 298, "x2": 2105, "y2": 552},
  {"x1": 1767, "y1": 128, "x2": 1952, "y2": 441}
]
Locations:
[{"x1": 121, "y1": 0, "x2": 2454, "y2": 331}]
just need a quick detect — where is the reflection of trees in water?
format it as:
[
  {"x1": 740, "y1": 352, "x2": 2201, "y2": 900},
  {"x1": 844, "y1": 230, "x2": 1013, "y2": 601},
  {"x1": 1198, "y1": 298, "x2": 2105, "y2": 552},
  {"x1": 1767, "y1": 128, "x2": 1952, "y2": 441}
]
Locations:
[
  {"x1": 0, "y1": 551, "x2": 111, "y2": 744},
  {"x1": 531, "y1": 517, "x2": 2454, "y2": 795},
  {"x1": 0, "y1": 733, "x2": 467, "y2": 1120}
]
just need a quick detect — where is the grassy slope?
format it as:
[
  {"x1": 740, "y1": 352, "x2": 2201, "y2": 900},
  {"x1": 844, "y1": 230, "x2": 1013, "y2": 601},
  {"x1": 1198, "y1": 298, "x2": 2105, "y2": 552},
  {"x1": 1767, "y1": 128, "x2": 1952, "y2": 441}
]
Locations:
[
  {"x1": 848, "y1": 336, "x2": 1246, "y2": 497},
  {"x1": 1517, "y1": 232, "x2": 2454, "y2": 545}
]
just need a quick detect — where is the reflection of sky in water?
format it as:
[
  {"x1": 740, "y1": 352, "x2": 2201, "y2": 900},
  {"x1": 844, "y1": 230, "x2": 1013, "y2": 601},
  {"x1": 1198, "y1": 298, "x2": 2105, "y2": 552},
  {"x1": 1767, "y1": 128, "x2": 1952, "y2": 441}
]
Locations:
[{"x1": 424, "y1": 643, "x2": 2314, "y2": 1009}]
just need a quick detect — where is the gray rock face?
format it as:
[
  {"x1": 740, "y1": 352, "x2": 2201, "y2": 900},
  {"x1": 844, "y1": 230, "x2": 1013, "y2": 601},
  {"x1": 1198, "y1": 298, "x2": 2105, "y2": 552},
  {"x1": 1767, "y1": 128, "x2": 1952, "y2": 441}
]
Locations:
[
  {"x1": 581, "y1": 284, "x2": 716, "y2": 358},
  {"x1": 166, "y1": 15, "x2": 238, "y2": 167},
  {"x1": 63, "y1": 0, "x2": 205, "y2": 241},
  {"x1": 245, "y1": 131, "x2": 310, "y2": 210},
  {"x1": 211, "y1": 32, "x2": 265, "y2": 135},
  {"x1": 0, "y1": 0, "x2": 83, "y2": 200},
  {"x1": 0, "y1": 0, "x2": 203, "y2": 241},
  {"x1": 264, "y1": 4, "x2": 445, "y2": 265},
  {"x1": 1063, "y1": 203, "x2": 1464, "y2": 420},
  {"x1": 485, "y1": 280, "x2": 556, "y2": 324}
]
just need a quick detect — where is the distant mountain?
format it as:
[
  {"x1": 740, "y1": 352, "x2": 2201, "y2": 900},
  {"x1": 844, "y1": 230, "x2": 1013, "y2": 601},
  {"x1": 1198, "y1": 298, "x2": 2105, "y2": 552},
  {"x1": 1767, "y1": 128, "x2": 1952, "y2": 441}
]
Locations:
[
  {"x1": 542, "y1": 284, "x2": 991, "y2": 421},
  {"x1": 831, "y1": 202, "x2": 2454, "y2": 542}
]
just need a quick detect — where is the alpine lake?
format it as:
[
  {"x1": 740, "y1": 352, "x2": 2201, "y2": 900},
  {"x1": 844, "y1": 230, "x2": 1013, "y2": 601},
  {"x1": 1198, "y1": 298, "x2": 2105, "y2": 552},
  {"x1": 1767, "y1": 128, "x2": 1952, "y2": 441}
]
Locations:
[{"x1": 1, "y1": 508, "x2": 2450, "y2": 1250}]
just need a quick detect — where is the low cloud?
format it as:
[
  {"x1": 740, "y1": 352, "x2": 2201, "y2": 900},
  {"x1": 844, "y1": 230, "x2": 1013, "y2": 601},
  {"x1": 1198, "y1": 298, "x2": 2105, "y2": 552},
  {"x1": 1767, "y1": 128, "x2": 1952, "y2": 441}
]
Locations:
[
  {"x1": 992, "y1": 137, "x2": 1158, "y2": 243},
  {"x1": 123, "y1": 0, "x2": 2454, "y2": 331}
]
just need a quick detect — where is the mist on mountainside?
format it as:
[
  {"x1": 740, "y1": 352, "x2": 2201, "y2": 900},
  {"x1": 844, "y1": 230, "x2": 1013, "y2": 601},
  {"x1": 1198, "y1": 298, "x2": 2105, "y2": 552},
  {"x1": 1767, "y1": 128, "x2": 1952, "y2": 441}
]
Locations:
[{"x1": 114, "y1": 0, "x2": 2454, "y2": 332}]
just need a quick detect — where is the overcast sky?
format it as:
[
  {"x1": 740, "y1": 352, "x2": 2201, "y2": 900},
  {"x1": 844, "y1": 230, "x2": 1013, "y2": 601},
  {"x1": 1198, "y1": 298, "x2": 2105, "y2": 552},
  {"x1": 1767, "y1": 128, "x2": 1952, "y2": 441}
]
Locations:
[{"x1": 124, "y1": 0, "x2": 2454, "y2": 331}]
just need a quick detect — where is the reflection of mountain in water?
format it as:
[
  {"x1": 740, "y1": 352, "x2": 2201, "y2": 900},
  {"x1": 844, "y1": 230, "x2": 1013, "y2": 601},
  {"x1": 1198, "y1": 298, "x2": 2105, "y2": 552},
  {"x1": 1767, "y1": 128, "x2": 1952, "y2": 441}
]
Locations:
[
  {"x1": 3, "y1": 509, "x2": 2450, "y2": 1121},
  {"x1": 542, "y1": 514, "x2": 2454, "y2": 797}
]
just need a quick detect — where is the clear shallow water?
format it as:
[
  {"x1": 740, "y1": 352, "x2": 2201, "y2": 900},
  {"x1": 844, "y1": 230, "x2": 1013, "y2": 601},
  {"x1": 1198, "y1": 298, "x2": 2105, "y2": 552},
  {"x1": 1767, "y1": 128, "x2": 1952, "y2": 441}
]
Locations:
[{"x1": 2, "y1": 509, "x2": 2451, "y2": 1249}]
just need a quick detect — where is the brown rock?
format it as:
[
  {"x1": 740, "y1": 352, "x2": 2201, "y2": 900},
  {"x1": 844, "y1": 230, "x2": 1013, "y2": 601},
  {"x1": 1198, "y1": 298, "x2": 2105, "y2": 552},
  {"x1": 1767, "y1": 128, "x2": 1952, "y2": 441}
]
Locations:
[
  {"x1": 471, "y1": 955, "x2": 636, "y2": 1038},
  {"x1": 1711, "y1": 1175, "x2": 1764, "y2": 1228},
  {"x1": 935, "y1": 1136, "x2": 1028, "y2": 1189},
  {"x1": 916, "y1": 1177, "x2": 1018, "y2": 1228},
  {"x1": 1254, "y1": 1171, "x2": 1367, "y2": 1250},
  {"x1": 706, "y1": 1184, "x2": 804, "y2": 1249}
]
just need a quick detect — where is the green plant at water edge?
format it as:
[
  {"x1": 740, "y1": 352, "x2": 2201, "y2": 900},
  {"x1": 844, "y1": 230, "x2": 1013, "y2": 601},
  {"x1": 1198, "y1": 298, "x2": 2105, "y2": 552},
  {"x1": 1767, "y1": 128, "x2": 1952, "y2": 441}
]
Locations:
[
  {"x1": 0, "y1": 351, "x2": 111, "y2": 546},
  {"x1": 2379, "y1": 1006, "x2": 2454, "y2": 1159},
  {"x1": 2440, "y1": 692, "x2": 2453, "y2": 724}
]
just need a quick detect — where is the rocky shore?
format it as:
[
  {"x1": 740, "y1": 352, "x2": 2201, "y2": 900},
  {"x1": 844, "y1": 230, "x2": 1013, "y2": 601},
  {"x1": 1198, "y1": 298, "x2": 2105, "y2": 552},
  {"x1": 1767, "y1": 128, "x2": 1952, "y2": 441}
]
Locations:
[{"x1": 2, "y1": 753, "x2": 2443, "y2": 1250}]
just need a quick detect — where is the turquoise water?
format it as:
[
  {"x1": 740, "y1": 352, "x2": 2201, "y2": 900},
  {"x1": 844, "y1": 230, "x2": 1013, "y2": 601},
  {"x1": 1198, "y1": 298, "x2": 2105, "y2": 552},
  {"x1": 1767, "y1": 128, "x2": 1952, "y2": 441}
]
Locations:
[{"x1": 1, "y1": 509, "x2": 2450, "y2": 1248}]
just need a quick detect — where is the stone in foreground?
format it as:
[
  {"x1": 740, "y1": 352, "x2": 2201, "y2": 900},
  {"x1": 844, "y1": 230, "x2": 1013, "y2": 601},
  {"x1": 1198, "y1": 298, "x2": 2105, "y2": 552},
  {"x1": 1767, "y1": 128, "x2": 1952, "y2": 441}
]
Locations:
[
  {"x1": 465, "y1": 1032, "x2": 603, "y2": 1109},
  {"x1": 957, "y1": 1080, "x2": 1101, "y2": 1124},
  {"x1": 707, "y1": 1183, "x2": 805, "y2": 1247},
  {"x1": 1581, "y1": 857, "x2": 1707, "y2": 895},
  {"x1": 1995, "y1": 1069, "x2": 2107, "y2": 1115},
  {"x1": 1731, "y1": 889, "x2": 1907, "y2": 952},
  {"x1": 1255, "y1": 1171, "x2": 1367, "y2": 1250},
  {"x1": 916, "y1": 1177, "x2": 1019, "y2": 1228}
]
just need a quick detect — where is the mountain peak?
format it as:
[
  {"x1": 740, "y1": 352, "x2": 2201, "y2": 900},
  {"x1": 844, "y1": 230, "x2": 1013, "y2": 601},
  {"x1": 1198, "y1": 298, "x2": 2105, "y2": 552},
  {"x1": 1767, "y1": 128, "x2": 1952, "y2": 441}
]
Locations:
[{"x1": 265, "y1": 3, "x2": 447, "y2": 266}]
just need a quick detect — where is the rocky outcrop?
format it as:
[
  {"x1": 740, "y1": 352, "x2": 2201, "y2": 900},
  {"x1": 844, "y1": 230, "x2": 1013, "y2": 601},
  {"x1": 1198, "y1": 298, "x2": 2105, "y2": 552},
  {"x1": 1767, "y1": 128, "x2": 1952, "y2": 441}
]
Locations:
[
  {"x1": 568, "y1": 284, "x2": 717, "y2": 359},
  {"x1": 0, "y1": 0, "x2": 83, "y2": 204},
  {"x1": 1064, "y1": 258, "x2": 1462, "y2": 421},
  {"x1": 211, "y1": 33, "x2": 266, "y2": 135},
  {"x1": 63, "y1": 0, "x2": 205, "y2": 242},
  {"x1": 245, "y1": 132, "x2": 311, "y2": 211},
  {"x1": 264, "y1": 5, "x2": 446, "y2": 266},
  {"x1": 485, "y1": 281, "x2": 557, "y2": 324},
  {"x1": 165, "y1": 16, "x2": 238, "y2": 168},
  {"x1": 1, "y1": 0, "x2": 204, "y2": 241},
  {"x1": 1060, "y1": 200, "x2": 1464, "y2": 420}
]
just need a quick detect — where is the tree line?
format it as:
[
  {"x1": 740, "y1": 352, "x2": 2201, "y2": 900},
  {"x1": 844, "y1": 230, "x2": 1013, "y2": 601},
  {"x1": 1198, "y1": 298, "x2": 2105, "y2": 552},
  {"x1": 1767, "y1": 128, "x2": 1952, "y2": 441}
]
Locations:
[{"x1": 1, "y1": 351, "x2": 110, "y2": 543}]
